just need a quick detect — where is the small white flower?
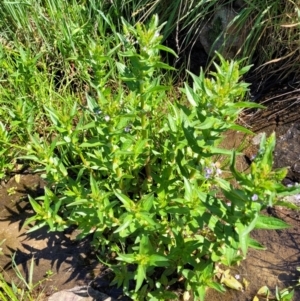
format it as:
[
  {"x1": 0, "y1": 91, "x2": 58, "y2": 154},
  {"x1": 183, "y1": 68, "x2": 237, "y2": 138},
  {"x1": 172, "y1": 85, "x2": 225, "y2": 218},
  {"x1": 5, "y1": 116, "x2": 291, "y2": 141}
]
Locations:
[
  {"x1": 124, "y1": 125, "x2": 131, "y2": 133},
  {"x1": 204, "y1": 167, "x2": 213, "y2": 179},
  {"x1": 251, "y1": 194, "x2": 258, "y2": 201},
  {"x1": 235, "y1": 274, "x2": 240, "y2": 280},
  {"x1": 104, "y1": 115, "x2": 110, "y2": 122}
]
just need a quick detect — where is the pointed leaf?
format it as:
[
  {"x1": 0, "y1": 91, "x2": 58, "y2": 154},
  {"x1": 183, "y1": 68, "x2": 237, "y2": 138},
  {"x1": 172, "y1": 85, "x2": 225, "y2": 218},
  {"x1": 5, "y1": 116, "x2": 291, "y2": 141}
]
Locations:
[
  {"x1": 255, "y1": 215, "x2": 290, "y2": 230},
  {"x1": 28, "y1": 195, "x2": 43, "y2": 215},
  {"x1": 248, "y1": 237, "x2": 266, "y2": 250},
  {"x1": 114, "y1": 190, "x2": 135, "y2": 211},
  {"x1": 135, "y1": 264, "x2": 147, "y2": 292},
  {"x1": 149, "y1": 254, "x2": 169, "y2": 267},
  {"x1": 183, "y1": 83, "x2": 198, "y2": 107},
  {"x1": 113, "y1": 215, "x2": 133, "y2": 234}
]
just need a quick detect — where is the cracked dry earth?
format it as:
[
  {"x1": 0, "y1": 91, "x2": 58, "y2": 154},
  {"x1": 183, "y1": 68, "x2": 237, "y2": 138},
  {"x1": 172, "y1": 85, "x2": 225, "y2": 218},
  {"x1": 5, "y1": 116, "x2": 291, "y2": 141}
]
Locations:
[{"x1": 1, "y1": 122, "x2": 300, "y2": 300}]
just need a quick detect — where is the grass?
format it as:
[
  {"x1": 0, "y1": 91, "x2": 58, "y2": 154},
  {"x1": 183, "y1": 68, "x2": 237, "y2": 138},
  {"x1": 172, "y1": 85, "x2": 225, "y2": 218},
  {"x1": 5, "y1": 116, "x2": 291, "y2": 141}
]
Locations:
[
  {"x1": 0, "y1": 240, "x2": 48, "y2": 301},
  {"x1": 101, "y1": 0, "x2": 299, "y2": 80}
]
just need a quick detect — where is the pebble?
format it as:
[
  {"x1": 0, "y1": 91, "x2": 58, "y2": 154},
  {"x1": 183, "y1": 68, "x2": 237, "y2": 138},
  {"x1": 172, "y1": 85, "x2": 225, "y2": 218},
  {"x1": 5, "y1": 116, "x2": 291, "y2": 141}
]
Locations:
[{"x1": 48, "y1": 286, "x2": 116, "y2": 301}]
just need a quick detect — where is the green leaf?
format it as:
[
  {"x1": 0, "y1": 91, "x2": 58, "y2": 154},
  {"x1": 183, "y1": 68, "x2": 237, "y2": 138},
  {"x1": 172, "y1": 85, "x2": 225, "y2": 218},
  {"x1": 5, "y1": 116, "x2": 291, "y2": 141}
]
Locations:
[
  {"x1": 19, "y1": 155, "x2": 40, "y2": 163},
  {"x1": 231, "y1": 102, "x2": 265, "y2": 109},
  {"x1": 280, "y1": 288, "x2": 294, "y2": 301},
  {"x1": 181, "y1": 269, "x2": 196, "y2": 281},
  {"x1": 44, "y1": 106, "x2": 60, "y2": 126},
  {"x1": 149, "y1": 254, "x2": 169, "y2": 267},
  {"x1": 165, "y1": 206, "x2": 190, "y2": 215},
  {"x1": 86, "y1": 94, "x2": 99, "y2": 112},
  {"x1": 90, "y1": 174, "x2": 99, "y2": 196},
  {"x1": 209, "y1": 146, "x2": 233, "y2": 155},
  {"x1": 80, "y1": 138, "x2": 103, "y2": 148},
  {"x1": 113, "y1": 215, "x2": 133, "y2": 233},
  {"x1": 276, "y1": 184, "x2": 300, "y2": 197},
  {"x1": 28, "y1": 195, "x2": 43, "y2": 215},
  {"x1": 114, "y1": 190, "x2": 135, "y2": 211},
  {"x1": 116, "y1": 62, "x2": 129, "y2": 76},
  {"x1": 116, "y1": 253, "x2": 136, "y2": 264},
  {"x1": 182, "y1": 124, "x2": 203, "y2": 154},
  {"x1": 153, "y1": 62, "x2": 176, "y2": 71},
  {"x1": 26, "y1": 221, "x2": 47, "y2": 233},
  {"x1": 139, "y1": 235, "x2": 152, "y2": 255},
  {"x1": 229, "y1": 124, "x2": 254, "y2": 134},
  {"x1": 221, "y1": 246, "x2": 241, "y2": 266},
  {"x1": 239, "y1": 64, "x2": 253, "y2": 75},
  {"x1": 183, "y1": 177, "x2": 192, "y2": 200},
  {"x1": 135, "y1": 264, "x2": 147, "y2": 292},
  {"x1": 66, "y1": 199, "x2": 89, "y2": 206},
  {"x1": 208, "y1": 281, "x2": 226, "y2": 293},
  {"x1": 167, "y1": 114, "x2": 177, "y2": 132},
  {"x1": 255, "y1": 215, "x2": 290, "y2": 230},
  {"x1": 58, "y1": 161, "x2": 68, "y2": 176},
  {"x1": 156, "y1": 44, "x2": 178, "y2": 57},
  {"x1": 134, "y1": 139, "x2": 148, "y2": 156},
  {"x1": 222, "y1": 189, "x2": 248, "y2": 207},
  {"x1": 139, "y1": 213, "x2": 157, "y2": 227},
  {"x1": 143, "y1": 85, "x2": 170, "y2": 95},
  {"x1": 186, "y1": 70, "x2": 203, "y2": 90},
  {"x1": 235, "y1": 214, "x2": 259, "y2": 255},
  {"x1": 195, "y1": 118, "x2": 216, "y2": 130},
  {"x1": 139, "y1": 194, "x2": 154, "y2": 211},
  {"x1": 248, "y1": 237, "x2": 266, "y2": 250},
  {"x1": 183, "y1": 83, "x2": 198, "y2": 107},
  {"x1": 77, "y1": 121, "x2": 96, "y2": 131},
  {"x1": 196, "y1": 284, "x2": 207, "y2": 301}
]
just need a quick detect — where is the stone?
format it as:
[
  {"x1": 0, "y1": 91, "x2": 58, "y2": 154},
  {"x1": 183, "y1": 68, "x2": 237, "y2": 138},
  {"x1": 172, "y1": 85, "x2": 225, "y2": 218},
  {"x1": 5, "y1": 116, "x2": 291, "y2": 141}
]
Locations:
[
  {"x1": 199, "y1": 6, "x2": 249, "y2": 59},
  {"x1": 48, "y1": 286, "x2": 116, "y2": 301},
  {"x1": 252, "y1": 132, "x2": 265, "y2": 145},
  {"x1": 274, "y1": 122, "x2": 300, "y2": 181}
]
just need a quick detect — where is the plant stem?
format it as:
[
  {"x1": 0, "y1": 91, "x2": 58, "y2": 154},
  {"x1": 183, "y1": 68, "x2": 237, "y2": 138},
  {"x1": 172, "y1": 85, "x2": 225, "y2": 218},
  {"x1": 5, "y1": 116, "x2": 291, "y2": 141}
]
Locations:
[{"x1": 140, "y1": 80, "x2": 152, "y2": 182}]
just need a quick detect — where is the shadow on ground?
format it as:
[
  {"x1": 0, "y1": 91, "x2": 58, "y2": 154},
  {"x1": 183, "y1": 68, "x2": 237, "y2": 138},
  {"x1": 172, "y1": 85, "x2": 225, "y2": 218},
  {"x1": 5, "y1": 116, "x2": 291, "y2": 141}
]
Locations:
[{"x1": 0, "y1": 174, "x2": 127, "y2": 300}]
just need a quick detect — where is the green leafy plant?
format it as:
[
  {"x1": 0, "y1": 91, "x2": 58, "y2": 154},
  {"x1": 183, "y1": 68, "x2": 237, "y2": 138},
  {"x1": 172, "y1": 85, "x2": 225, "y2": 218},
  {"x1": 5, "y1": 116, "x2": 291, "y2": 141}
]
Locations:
[
  {"x1": 253, "y1": 285, "x2": 296, "y2": 301},
  {"x1": 14, "y1": 14, "x2": 300, "y2": 301},
  {"x1": 0, "y1": 122, "x2": 15, "y2": 180}
]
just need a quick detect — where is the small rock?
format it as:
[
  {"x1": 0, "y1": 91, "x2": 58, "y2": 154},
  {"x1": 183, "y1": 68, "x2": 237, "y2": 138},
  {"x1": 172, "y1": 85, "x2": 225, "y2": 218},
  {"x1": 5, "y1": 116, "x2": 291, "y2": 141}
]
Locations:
[
  {"x1": 48, "y1": 286, "x2": 116, "y2": 301},
  {"x1": 274, "y1": 123, "x2": 300, "y2": 181},
  {"x1": 284, "y1": 194, "x2": 300, "y2": 205},
  {"x1": 252, "y1": 132, "x2": 265, "y2": 145},
  {"x1": 199, "y1": 6, "x2": 250, "y2": 59}
]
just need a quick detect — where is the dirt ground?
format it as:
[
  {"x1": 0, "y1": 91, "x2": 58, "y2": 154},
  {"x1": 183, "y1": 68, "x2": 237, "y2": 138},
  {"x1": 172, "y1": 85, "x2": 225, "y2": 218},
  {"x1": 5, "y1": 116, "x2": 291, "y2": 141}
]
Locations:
[{"x1": 0, "y1": 173, "x2": 129, "y2": 300}]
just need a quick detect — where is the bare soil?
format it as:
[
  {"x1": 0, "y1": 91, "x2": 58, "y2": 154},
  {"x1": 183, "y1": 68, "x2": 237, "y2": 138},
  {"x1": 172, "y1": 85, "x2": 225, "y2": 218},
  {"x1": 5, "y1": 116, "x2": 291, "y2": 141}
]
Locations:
[{"x1": 0, "y1": 174, "x2": 126, "y2": 300}]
